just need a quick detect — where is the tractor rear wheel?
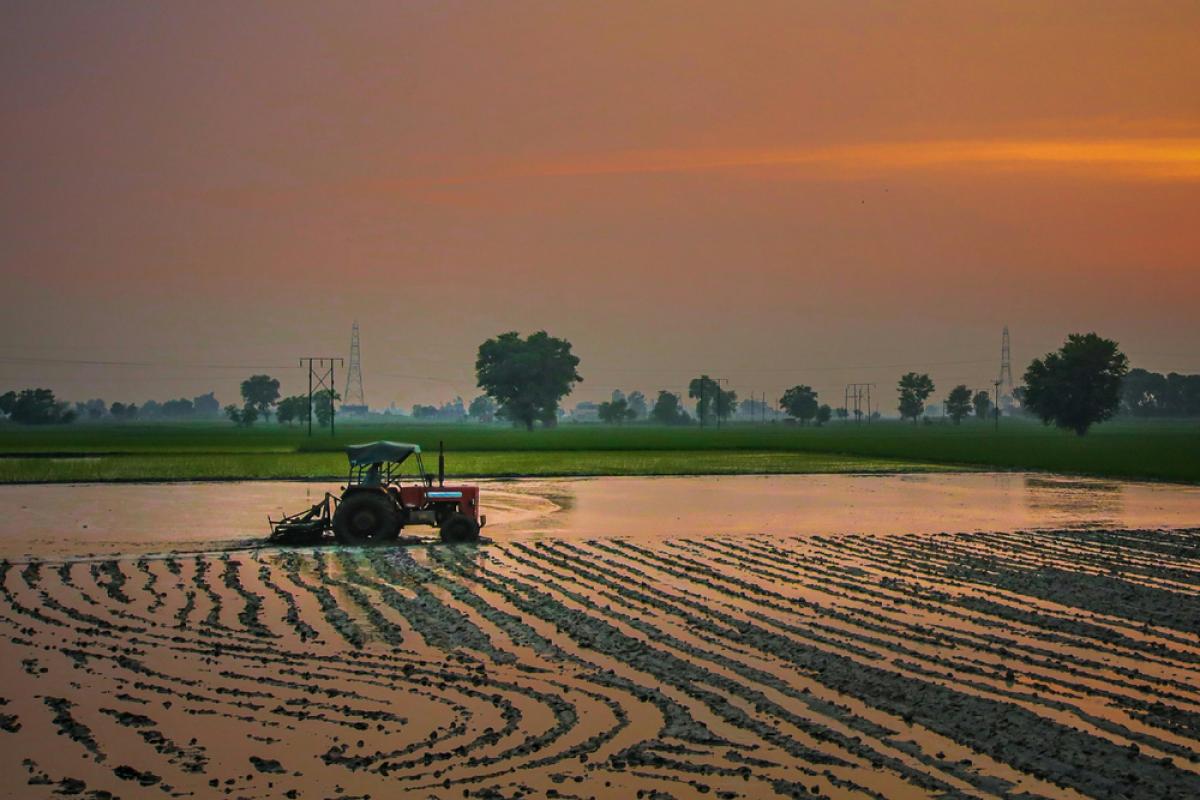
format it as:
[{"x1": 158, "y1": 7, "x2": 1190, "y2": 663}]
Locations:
[
  {"x1": 439, "y1": 513, "x2": 480, "y2": 544},
  {"x1": 333, "y1": 492, "x2": 400, "y2": 546}
]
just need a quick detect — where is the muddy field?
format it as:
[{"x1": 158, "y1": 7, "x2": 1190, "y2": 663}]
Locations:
[{"x1": 2, "y1": 526, "x2": 1199, "y2": 799}]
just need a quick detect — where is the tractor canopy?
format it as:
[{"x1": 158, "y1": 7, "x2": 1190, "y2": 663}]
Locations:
[{"x1": 345, "y1": 441, "x2": 421, "y2": 466}]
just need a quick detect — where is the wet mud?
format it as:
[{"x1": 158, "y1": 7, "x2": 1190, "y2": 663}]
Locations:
[{"x1": 2, "y1": 527, "x2": 1200, "y2": 798}]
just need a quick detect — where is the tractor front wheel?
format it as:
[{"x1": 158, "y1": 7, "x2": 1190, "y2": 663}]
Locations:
[
  {"x1": 333, "y1": 492, "x2": 400, "y2": 546},
  {"x1": 439, "y1": 513, "x2": 480, "y2": 544}
]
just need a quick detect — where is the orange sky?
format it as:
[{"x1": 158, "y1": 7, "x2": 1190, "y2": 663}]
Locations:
[{"x1": 2, "y1": 1, "x2": 1198, "y2": 410}]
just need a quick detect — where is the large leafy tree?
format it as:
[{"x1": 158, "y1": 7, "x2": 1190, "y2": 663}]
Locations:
[
  {"x1": 240, "y1": 374, "x2": 281, "y2": 422},
  {"x1": 1023, "y1": 333, "x2": 1128, "y2": 435},
  {"x1": 972, "y1": 390, "x2": 992, "y2": 420},
  {"x1": 897, "y1": 372, "x2": 935, "y2": 423},
  {"x1": 945, "y1": 384, "x2": 973, "y2": 424},
  {"x1": 650, "y1": 390, "x2": 690, "y2": 425},
  {"x1": 476, "y1": 331, "x2": 582, "y2": 431},
  {"x1": 779, "y1": 385, "x2": 819, "y2": 425},
  {"x1": 0, "y1": 388, "x2": 77, "y2": 424}
]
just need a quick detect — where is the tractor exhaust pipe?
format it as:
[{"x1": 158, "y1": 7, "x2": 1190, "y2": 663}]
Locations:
[{"x1": 438, "y1": 440, "x2": 445, "y2": 487}]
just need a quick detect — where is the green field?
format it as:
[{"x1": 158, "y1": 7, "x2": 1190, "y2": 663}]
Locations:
[{"x1": 0, "y1": 418, "x2": 1196, "y2": 483}]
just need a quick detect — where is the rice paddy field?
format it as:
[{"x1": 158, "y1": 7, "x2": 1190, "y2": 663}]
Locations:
[
  {"x1": 2, "y1": 527, "x2": 1199, "y2": 799},
  {"x1": 2, "y1": 419, "x2": 1199, "y2": 799},
  {"x1": 0, "y1": 418, "x2": 1196, "y2": 483}
]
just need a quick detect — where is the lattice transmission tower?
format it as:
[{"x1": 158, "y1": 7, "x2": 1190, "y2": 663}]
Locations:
[
  {"x1": 343, "y1": 321, "x2": 367, "y2": 412},
  {"x1": 997, "y1": 325, "x2": 1014, "y2": 408}
]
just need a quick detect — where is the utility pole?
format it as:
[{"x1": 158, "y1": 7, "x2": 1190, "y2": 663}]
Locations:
[
  {"x1": 845, "y1": 383, "x2": 876, "y2": 425},
  {"x1": 993, "y1": 379, "x2": 1002, "y2": 432},
  {"x1": 713, "y1": 377, "x2": 729, "y2": 428},
  {"x1": 300, "y1": 357, "x2": 344, "y2": 436}
]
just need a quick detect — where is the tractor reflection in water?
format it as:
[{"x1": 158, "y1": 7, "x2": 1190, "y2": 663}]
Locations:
[{"x1": 269, "y1": 441, "x2": 485, "y2": 545}]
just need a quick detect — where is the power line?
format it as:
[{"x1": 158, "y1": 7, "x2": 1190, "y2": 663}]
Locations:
[{"x1": 0, "y1": 355, "x2": 300, "y2": 370}]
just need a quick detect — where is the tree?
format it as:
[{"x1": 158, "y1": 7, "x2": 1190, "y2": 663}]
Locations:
[
  {"x1": 688, "y1": 375, "x2": 718, "y2": 423},
  {"x1": 897, "y1": 373, "x2": 935, "y2": 423},
  {"x1": 972, "y1": 390, "x2": 992, "y2": 421},
  {"x1": 1, "y1": 389, "x2": 77, "y2": 424},
  {"x1": 626, "y1": 390, "x2": 647, "y2": 420},
  {"x1": 815, "y1": 404, "x2": 832, "y2": 427},
  {"x1": 476, "y1": 331, "x2": 581, "y2": 431},
  {"x1": 313, "y1": 389, "x2": 339, "y2": 427},
  {"x1": 945, "y1": 385, "x2": 973, "y2": 424},
  {"x1": 468, "y1": 394, "x2": 497, "y2": 423},
  {"x1": 240, "y1": 374, "x2": 280, "y2": 422},
  {"x1": 835, "y1": 407, "x2": 849, "y2": 420},
  {"x1": 598, "y1": 397, "x2": 636, "y2": 424},
  {"x1": 160, "y1": 398, "x2": 195, "y2": 418},
  {"x1": 74, "y1": 398, "x2": 106, "y2": 420},
  {"x1": 779, "y1": 385, "x2": 819, "y2": 425},
  {"x1": 224, "y1": 403, "x2": 258, "y2": 427},
  {"x1": 1023, "y1": 333, "x2": 1128, "y2": 436},
  {"x1": 193, "y1": 392, "x2": 221, "y2": 417},
  {"x1": 715, "y1": 388, "x2": 737, "y2": 422},
  {"x1": 651, "y1": 391, "x2": 690, "y2": 425},
  {"x1": 276, "y1": 395, "x2": 308, "y2": 425}
]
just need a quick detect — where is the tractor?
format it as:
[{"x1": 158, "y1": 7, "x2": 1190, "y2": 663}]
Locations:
[{"x1": 268, "y1": 441, "x2": 485, "y2": 545}]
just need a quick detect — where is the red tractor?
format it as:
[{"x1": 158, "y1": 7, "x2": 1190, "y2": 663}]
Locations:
[{"x1": 269, "y1": 441, "x2": 485, "y2": 545}]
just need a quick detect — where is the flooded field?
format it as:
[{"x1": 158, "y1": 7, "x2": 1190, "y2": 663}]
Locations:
[
  {"x1": 2, "y1": 472, "x2": 1200, "y2": 558},
  {"x1": 1, "y1": 474, "x2": 1199, "y2": 798}
]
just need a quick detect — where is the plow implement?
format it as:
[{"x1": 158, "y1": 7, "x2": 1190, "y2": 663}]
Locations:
[{"x1": 268, "y1": 493, "x2": 338, "y2": 544}]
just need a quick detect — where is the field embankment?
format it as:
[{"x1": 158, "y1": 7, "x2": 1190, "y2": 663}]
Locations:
[{"x1": 0, "y1": 418, "x2": 1196, "y2": 483}]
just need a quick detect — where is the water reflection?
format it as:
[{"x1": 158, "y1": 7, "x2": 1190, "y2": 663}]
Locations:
[
  {"x1": 0, "y1": 473, "x2": 1197, "y2": 559},
  {"x1": 1023, "y1": 476, "x2": 1123, "y2": 529}
]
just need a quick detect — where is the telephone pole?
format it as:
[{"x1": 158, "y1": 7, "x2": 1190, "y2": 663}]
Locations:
[
  {"x1": 844, "y1": 383, "x2": 875, "y2": 424},
  {"x1": 300, "y1": 357, "x2": 343, "y2": 436}
]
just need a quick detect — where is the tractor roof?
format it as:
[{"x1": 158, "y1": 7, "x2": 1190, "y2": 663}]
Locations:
[{"x1": 345, "y1": 441, "x2": 421, "y2": 466}]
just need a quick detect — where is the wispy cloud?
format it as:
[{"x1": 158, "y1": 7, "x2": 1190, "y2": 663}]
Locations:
[{"x1": 479, "y1": 138, "x2": 1200, "y2": 183}]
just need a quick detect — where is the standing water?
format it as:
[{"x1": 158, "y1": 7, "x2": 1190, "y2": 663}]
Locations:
[{"x1": 1, "y1": 472, "x2": 1198, "y2": 558}]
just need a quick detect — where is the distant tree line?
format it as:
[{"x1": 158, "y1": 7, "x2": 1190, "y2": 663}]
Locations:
[{"x1": 1119, "y1": 368, "x2": 1200, "y2": 417}]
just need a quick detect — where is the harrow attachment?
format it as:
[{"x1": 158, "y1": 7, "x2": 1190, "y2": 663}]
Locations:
[{"x1": 268, "y1": 493, "x2": 338, "y2": 544}]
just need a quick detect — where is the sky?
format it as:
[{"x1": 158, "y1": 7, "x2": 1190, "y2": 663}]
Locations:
[{"x1": 2, "y1": 1, "x2": 1198, "y2": 412}]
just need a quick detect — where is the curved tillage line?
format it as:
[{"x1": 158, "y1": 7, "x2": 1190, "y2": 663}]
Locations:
[
  {"x1": 134, "y1": 557, "x2": 167, "y2": 613},
  {"x1": 349, "y1": 551, "x2": 640, "y2": 787},
  {"x1": 489, "y1": 544, "x2": 960, "y2": 800},
  {"x1": 705, "y1": 536, "x2": 1200, "y2": 706},
  {"x1": 428, "y1": 546, "x2": 729, "y2": 749},
  {"x1": 256, "y1": 561, "x2": 319, "y2": 642},
  {"x1": 580, "y1": 538, "x2": 1200, "y2": 798},
  {"x1": 867, "y1": 534, "x2": 1200, "y2": 638},
  {"x1": 807, "y1": 534, "x2": 1200, "y2": 654},
  {"x1": 963, "y1": 531, "x2": 1200, "y2": 591},
  {"x1": 218, "y1": 555, "x2": 274, "y2": 639},
  {"x1": 924, "y1": 532, "x2": 1200, "y2": 597},
  {"x1": 801, "y1": 534, "x2": 1200, "y2": 662},
  {"x1": 523, "y1": 540, "x2": 1071, "y2": 800},
  {"x1": 654, "y1": 537, "x2": 1200, "y2": 764}
]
